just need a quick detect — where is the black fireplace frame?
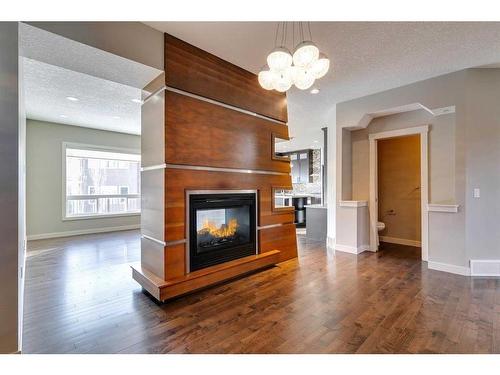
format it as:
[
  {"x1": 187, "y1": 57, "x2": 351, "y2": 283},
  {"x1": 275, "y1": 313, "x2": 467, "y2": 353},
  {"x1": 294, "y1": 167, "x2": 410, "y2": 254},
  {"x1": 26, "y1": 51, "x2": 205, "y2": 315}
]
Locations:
[{"x1": 186, "y1": 190, "x2": 258, "y2": 273}]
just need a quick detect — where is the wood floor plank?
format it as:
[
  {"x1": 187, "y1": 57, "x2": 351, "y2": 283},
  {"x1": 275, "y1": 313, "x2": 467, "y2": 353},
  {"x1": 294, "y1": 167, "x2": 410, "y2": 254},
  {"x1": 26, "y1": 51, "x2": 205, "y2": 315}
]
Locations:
[{"x1": 22, "y1": 232, "x2": 500, "y2": 354}]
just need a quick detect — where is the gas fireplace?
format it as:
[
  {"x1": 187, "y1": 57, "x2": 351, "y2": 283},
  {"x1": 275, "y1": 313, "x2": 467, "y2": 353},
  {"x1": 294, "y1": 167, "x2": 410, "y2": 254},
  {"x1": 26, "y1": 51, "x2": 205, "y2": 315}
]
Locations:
[{"x1": 187, "y1": 191, "x2": 257, "y2": 272}]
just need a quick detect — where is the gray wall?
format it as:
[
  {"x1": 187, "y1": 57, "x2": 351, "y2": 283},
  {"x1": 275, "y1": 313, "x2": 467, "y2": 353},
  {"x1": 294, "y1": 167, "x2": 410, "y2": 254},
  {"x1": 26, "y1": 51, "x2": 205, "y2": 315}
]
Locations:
[
  {"x1": 335, "y1": 68, "x2": 500, "y2": 269},
  {"x1": 349, "y1": 109, "x2": 456, "y2": 204},
  {"x1": 26, "y1": 120, "x2": 141, "y2": 238},
  {"x1": 0, "y1": 22, "x2": 20, "y2": 354},
  {"x1": 18, "y1": 48, "x2": 27, "y2": 352},
  {"x1": 465, "y1": 69, "x2": 500, "y2": 261}
]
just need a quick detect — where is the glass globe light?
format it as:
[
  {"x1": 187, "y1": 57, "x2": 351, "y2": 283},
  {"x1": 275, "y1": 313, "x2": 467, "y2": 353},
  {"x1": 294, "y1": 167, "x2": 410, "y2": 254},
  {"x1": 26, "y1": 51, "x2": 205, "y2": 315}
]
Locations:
[
  {"x1": 310, "y1": 52, "x2": 330, "y2": 79},
  {"x1": 258, "y1": 69, "x2": 276, "y2": 90},
  {"x1": 267, "y1": 47, "x2": 293, "y2": 71},
  {"x1": 292, "y1": 41, "x2": 319, "y2": 68},
  {"x1": 291, "y1": 66, "x2": 315, "y2": 90},
  {"x1": 273, "y1": 68, "x2": 293, "y2": 92}
]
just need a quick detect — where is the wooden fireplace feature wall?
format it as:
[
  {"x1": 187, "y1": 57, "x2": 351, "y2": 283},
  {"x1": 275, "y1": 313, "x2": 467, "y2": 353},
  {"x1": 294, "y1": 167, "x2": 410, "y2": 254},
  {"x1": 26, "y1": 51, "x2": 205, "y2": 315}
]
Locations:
[{"x1": 132, "y1": 34, "x2": 297, "y2": 301}]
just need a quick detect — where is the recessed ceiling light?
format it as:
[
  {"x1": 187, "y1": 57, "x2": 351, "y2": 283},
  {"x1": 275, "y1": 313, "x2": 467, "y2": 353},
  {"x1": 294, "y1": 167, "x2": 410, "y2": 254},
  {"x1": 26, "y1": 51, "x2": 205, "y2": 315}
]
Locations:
[
  {"x1": 112, "y1": 116, "x2": 121, "y2": 119},
  {"x1": 313, "y1": 140, "x2": 319, "y2": 143},
  {"x1": 59, "y1": 114, "x2": 68, "y2": 118},
  {"x1": 66, "y1": 96, "x2": 79, "y2": 102},
  {"x1": 310, "y1": 88, "x2": 320, "y2": 94},
  {"x1": 131, "y1": 99, "x2": 142, "y2": 104}
]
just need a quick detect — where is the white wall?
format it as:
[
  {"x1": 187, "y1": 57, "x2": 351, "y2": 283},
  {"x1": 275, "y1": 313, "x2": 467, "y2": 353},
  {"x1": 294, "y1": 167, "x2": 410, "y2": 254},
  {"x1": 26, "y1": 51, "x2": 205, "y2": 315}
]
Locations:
[{"x1": 26, "y1": 120, "x2": 141, "y2": 239}]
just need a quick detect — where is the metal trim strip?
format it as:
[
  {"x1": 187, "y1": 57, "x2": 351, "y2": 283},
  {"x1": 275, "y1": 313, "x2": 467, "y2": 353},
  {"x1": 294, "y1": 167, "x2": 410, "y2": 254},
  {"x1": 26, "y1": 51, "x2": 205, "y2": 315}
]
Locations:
[
  {"x1": 165, "y1": 163, "x2": 290, "y2": 176},
  {"x1": 141, "y1": 235, "x2": 166, "y2": 247},
  {"x1": 165, "y1": 86, "x2": 287, "y2": 125},
  {"x1": 141, "y1": 164, "x2": 166, "y2": 172}
]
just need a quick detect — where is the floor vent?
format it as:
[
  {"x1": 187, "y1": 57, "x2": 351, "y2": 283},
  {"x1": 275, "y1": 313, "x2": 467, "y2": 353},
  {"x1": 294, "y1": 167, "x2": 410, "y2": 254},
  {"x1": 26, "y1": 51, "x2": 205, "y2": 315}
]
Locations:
[{"x1": 470, "y1": 260, "x2": 500, "y2": 277}]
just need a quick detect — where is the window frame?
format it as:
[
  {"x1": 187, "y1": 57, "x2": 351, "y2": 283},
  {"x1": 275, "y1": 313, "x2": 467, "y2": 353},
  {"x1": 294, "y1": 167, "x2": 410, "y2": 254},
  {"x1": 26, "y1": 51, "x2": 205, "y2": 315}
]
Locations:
[{"x1": 62, "y1": 142, "x2": 141, "y2": 221}]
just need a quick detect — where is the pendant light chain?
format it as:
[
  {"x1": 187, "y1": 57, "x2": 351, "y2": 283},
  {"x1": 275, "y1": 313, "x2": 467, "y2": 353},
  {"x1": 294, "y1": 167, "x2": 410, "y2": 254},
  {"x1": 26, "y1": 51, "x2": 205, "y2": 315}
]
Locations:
[{"x1": 274, "y1": 22, "x2": 280, "y2": 48}]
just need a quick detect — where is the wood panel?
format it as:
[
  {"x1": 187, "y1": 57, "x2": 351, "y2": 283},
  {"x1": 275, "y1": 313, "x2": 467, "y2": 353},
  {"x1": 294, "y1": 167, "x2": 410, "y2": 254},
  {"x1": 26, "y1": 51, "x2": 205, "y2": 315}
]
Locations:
[
  {"x1": 164, "y1": 243, "x2": 186, "y2": 280},
  {"x1": 132, "y1": 250, "x2": 280, "y2": 301},
  {"x1": 165, "y1": 168, "x2": 294, "y2": 242},
  {"x1": 165, "y1": 33, "x2": 287, "y2": 122},
  {"x1": 259, "y1": 223, "x2": 298, "y2": 262},
  {"x1": 166, "y1": 91, "x2": 291, "y2": 173}
]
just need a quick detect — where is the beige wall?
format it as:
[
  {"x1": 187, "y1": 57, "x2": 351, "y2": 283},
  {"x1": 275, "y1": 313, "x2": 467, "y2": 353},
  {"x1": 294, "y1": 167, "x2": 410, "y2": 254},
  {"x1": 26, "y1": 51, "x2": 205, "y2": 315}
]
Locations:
[
  {"x1": 377, "y1": 135, "x2": 421, "y2": 242},
  {"x1": 26, "y1": 120, "x2": 141, "y2": 239}
]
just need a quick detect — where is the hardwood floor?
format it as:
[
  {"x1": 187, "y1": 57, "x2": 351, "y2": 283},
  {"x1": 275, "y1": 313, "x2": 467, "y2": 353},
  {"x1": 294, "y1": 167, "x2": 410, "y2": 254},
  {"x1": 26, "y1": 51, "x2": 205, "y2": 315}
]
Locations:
[{"x1": 23, "y1": 232, "x2": 500, "y2": 354}]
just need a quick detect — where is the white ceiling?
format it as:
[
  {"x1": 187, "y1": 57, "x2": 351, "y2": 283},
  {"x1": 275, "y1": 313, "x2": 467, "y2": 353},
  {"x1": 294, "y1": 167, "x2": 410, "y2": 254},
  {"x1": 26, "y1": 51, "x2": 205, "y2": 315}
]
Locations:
[
  {"x1": 145, "y1": 21, "x2": 500, "y2": 150},
  {"x1": 24, "y1": 58, "x2": 142, "y2": 134},
  {"x1": 20, "y1": 23, "x2": 162, "y2": 89},
  {"x1": 20, "y1": 23, "x2": 165, "y2": 135}
]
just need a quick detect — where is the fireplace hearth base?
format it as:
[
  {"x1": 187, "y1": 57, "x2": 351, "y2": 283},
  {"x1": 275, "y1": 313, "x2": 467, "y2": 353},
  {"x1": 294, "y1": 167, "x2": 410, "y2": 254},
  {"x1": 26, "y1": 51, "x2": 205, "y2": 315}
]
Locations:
[{"x1": 131, "y1": 250, "x2": 280, "y2": 302}]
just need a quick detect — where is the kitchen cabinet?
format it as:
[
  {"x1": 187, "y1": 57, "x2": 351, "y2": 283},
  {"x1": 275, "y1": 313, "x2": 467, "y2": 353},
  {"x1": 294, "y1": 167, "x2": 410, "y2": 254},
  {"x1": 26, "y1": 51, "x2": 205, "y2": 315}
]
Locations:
[{"x1": 286, "y1": 150, "x2": 313, "y2": 183}]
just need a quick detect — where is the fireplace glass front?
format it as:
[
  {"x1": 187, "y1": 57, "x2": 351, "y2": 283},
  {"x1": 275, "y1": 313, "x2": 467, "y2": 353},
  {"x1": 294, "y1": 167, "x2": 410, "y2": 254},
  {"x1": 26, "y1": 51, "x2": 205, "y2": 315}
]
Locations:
[{"x1": 188, "y1": 192, "x2": 257, "y2": 272}]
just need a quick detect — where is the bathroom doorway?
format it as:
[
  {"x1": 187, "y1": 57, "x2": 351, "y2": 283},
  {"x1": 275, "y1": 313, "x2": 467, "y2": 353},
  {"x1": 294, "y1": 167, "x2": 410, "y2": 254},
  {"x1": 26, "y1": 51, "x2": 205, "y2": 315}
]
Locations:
[{"x1": 369, "y1": 126, "x2": 429, "y2": 261}]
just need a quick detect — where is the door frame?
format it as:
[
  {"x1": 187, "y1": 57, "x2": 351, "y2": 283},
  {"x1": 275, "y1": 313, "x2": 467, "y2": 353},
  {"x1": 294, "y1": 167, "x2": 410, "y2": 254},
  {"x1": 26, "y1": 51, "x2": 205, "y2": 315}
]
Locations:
[{"x1": 368, "y1": 125, "x2": 429, "y2": 261}]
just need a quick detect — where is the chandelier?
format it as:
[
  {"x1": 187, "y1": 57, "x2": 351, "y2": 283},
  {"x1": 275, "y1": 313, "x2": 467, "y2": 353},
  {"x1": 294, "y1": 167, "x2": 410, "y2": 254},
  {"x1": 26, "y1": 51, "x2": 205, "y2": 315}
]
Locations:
[{"x1": 258, "y1": 22, "x2": 330, "y2": 92}]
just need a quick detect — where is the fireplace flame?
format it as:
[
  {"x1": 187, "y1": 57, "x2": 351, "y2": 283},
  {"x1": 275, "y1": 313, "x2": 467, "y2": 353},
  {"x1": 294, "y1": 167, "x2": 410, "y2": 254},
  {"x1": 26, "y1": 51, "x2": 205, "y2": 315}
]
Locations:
[{"x1": 198, "y1": 218, "x2": 239, "y2": 238}]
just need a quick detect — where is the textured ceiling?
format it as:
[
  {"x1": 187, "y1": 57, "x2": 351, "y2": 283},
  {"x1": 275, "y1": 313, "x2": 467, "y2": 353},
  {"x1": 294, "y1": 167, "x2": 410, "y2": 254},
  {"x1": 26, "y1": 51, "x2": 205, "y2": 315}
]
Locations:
[
  {"x1": 24, "y1": 58, "x2": 142, "y2": 134},
  {"x1": 20, "y1": 23, "x2": 162, "y2": 89},
  {"x1": 145, "y1": 21, "x2": 500, "y2": 150}
]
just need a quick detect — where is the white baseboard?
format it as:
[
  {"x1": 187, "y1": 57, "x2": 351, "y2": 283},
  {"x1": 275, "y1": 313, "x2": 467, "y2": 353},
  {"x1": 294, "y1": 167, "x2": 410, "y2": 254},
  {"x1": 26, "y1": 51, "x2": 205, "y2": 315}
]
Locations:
[
  {"x1": 335, "y1": 243, "x2": 370, "y2": 255},
  {"x1": 470, "y1": 260, "x2": 500, "y2": 277},
  {"x1": 326, "y1": 236, "x2": 335, "y2": 251},
  {"x1": 27, "y1": 224, "x2": 140, "y2": 241},
  {"x1": 428, "y1": 261, "x2": 471, "y2": 276},
  {"x1": 379, "y1": 236, "x2": 421, "y2": 248}
]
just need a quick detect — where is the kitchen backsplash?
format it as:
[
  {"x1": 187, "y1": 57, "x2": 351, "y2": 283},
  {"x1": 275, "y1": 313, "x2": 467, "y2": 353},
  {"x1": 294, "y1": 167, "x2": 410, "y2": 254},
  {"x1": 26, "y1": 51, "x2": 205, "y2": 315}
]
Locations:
[{"x1": 292, "y1": 149, "x2": 322, "y2": 195}]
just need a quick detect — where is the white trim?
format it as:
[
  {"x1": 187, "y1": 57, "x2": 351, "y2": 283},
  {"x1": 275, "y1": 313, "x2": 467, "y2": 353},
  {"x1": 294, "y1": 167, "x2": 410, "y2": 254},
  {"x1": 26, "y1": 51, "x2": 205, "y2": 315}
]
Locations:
[
  {"x1": 27, "y1": 224, "x2": 140, "y2": 241},
  {"x1": 335, "y1": 244, "x2": 370, "y2": 254},
  {"x1": 339, "y1": 200, "x2": 368, "y2": 207},
  {"x1": 470, "y1": 260, "x2": 500, "y2": 277},
  {"x1": 379, "y1": 236, "x2": 421, "y2": 248},
  {"x1": 63, "y1": 212, "x2": 140, "y2": 221},
  {"x1": 369, "y1": 125, "x2": 429, "y2": 261},
  {"x1": 62, "y1": 142, "x2": 141, "y2": 221},
  {"x1": 326, "y1": 236, "x2": 335, "y2": 251},
  {"x1": 428, "y1": 261, "x2": 471, "y2": 276},
  {"x1": 368, "y1": 125, "x2": 430, "y2": 141},
  {"x1": 427, "y1": 204, "x2": 459, "y2": 213}
]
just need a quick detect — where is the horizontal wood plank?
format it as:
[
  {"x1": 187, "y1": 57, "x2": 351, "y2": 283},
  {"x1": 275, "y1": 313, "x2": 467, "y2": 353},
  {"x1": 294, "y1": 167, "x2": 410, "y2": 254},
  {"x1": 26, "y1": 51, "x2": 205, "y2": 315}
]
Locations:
[
  {"x1": 259, "y1": 223, "x2": 298, "y2": 262},
  {"x1": 165, "y1": 33, "x2": 287, "y2": 122},
  {"x1": 165, "y1": 167, "x2": 294, "y2": 241},
  {"x1": 165, "y1": 91, "x2": 291, "y2": 172}
]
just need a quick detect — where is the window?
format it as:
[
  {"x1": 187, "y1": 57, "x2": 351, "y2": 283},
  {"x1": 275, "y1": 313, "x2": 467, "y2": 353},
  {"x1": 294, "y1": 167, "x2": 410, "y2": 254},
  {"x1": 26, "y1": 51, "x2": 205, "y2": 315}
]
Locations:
[{"x1": 64, "y1": 144, "x2": 141, "y2": 219}]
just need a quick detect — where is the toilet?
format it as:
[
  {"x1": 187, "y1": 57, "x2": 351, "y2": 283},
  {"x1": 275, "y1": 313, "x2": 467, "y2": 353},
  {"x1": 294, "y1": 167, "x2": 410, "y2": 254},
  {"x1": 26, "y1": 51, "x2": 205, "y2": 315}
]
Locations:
[
  {"x1": 376, "y1": 221, "x2": 385, "y2": 246},
  {"x1": 376, "y1": 222, "x2": 385, "y2": 231}
]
